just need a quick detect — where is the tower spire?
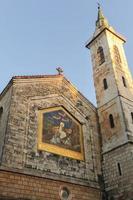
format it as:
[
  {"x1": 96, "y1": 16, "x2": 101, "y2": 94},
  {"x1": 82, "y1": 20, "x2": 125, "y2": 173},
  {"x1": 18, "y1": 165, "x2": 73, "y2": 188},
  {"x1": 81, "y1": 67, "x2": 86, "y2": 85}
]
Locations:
[{"x1": 96, "y1": 4, "x2": 109, "y2": 29}]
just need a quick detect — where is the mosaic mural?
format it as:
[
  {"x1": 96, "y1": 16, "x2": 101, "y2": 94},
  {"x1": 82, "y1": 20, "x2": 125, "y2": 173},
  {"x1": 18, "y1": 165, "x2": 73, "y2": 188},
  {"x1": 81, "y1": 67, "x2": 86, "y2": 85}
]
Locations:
[
  {"x1": 42, "y1": 109, "x2": 81, "y2": 152},
  {"x1": 38, "y1": 107, "x2": 84, "y2": 160}
]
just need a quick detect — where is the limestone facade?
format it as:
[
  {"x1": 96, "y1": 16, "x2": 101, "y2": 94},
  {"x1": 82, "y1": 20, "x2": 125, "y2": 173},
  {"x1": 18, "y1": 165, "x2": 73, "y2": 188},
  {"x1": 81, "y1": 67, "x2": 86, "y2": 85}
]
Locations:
[{"x1": 0, "y1": 75, "x2": 102, "y2": 200}]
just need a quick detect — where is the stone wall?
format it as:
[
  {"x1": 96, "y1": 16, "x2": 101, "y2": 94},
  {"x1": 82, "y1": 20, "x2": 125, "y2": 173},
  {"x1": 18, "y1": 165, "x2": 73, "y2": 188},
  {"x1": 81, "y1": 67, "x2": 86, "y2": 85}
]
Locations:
[
  {"x1": 0, "y1": 75, "x2": 101, "y2": 193},
  {"x1": 0, "y1": 84, "x2": 13, "y2": 162},
  {"x1": 102, "y1": 143, "x2": 133, "y2": 200},
  {"x1": 98, "y1": 96, "x2": 127, "y2": 153},
  {"x1": 89, "y1": 32, "x2": 119, "y2": 107},
  {"x1": 0, "y1": 170, "x2": 101, "y2": 200},
  {"x1": 121, "y1": 97, "x2": 133, "y2": 136}
]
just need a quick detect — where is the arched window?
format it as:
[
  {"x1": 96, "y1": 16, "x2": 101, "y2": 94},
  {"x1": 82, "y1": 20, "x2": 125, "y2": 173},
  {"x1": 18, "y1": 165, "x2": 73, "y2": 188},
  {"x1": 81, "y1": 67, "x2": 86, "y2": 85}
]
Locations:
[
  {"x1": 109, "y1": 114, "x2": 115, "y2": 128},
  {"x1": 131, "y1": 112, "x2": 133, "y2": 123},
  {"x1": 113, "y1": 45, "x2": 121, "y2": 64},
  {"x1": 122, "y1": 76, "x2": 127, "y2": 87},
  {"x1": 97, "y1": 46, "x2": 105, "y2": 65},
  {"x1": 103, "y1": 78, "x2": 108, "y2": 90}
]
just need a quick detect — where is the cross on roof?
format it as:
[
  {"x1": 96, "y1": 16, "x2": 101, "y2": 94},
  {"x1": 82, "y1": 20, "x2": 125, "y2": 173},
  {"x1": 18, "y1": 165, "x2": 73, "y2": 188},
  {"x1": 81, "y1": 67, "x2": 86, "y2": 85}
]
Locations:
[{"x1": 56, "y1": 67, "x2": 64, "y2": 75}]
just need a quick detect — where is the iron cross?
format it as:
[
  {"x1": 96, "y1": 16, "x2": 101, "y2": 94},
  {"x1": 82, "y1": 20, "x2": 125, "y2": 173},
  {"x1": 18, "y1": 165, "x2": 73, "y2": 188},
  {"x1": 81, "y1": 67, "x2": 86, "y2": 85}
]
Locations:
[{"x1": 56, "y1": 67, "x2": 64, "y2": 75}]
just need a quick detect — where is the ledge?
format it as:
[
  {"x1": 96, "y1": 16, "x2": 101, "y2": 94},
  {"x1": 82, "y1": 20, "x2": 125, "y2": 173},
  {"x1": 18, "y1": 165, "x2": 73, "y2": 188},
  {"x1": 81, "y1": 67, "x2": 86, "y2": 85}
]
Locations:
[{"x1": 0, "y1": 166, "x2": 100, "y2": 190}]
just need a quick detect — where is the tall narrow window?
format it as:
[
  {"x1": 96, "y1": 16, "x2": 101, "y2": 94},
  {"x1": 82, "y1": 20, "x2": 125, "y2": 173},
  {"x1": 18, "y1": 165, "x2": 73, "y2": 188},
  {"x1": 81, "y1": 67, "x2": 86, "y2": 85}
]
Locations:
[
  {"x1": 0, "y1": 107, "x2": 3, "y2": 127},
  {"x1": 97, "y1": 46, "x2": 105, "y2": 65},
  {"x1": 0, "y1": 107, "x2": 3, "y2": 117},
  {"x1": 103, "y1": 78, "x2": 108, "y2": 90},
  {"x1": 113, "y1": 45, "x2": 121, "y2": 64},
  {"x1": 131, "y1": 112, "x2": 133, "y2": 123},
  {"x1": 109, "y1": 114, "x2": 115, "y2": 128},
  {"x1": 122, "y1": 76, "x2": 127, "y2": 87},
  {"x1": 117, "y1": 163, "x2": 122, "y2": 176}
]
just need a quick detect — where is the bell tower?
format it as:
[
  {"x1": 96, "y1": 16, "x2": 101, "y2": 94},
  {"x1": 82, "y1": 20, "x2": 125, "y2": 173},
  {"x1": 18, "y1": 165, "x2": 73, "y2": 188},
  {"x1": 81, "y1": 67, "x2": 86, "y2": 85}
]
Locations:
[{"x1": 86, "y1": 6, "x2": 133, "y2": 199}]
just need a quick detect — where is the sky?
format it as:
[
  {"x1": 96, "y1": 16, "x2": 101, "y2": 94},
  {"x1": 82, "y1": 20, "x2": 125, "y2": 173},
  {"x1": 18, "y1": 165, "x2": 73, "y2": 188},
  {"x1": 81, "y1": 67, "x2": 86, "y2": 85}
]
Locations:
[{"x1": 0, "y1": 0, "x2": 133, "y2": 105}]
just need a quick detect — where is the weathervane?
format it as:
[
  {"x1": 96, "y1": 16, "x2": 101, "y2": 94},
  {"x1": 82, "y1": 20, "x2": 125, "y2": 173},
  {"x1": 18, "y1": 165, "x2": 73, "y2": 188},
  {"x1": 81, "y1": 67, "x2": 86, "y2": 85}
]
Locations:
[{"x1": 56, "y1": 67, "x2": 64, "y2": 75}]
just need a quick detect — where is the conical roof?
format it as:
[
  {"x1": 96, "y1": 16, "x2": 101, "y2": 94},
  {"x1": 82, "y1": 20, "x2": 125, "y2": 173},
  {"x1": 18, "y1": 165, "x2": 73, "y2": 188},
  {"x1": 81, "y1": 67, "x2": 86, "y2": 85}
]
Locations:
[{"x1": 95, "y1": 4, "x2": 109, "y2": 29}]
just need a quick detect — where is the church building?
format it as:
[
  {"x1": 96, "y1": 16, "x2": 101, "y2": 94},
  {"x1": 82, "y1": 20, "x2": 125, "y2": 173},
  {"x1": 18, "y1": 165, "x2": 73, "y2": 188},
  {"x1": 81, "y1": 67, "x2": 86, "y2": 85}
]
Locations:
[{"x1": 0, "y1": 6, "x2": 133, "y2": 200}]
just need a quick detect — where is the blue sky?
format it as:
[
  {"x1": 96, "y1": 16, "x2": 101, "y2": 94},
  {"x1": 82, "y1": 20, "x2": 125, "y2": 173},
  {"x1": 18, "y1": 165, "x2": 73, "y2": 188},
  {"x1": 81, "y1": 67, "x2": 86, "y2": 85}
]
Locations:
[{"x1": 0, "y1": 0, "x2": 133, "y2": 105}]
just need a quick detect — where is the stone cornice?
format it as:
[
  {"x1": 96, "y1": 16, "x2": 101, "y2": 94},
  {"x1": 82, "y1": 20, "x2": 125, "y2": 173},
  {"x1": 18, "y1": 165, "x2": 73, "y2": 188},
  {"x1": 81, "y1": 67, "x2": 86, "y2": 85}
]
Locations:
[
  {"x1": 0, "y1": 167, "x2": 100, "y2": 190},
  {"x1": 86, "y1": 27, "x2": 126, "y2": 49},
  {"x1": 0, "y1": 74, "x2": 97, "y2": 112}
]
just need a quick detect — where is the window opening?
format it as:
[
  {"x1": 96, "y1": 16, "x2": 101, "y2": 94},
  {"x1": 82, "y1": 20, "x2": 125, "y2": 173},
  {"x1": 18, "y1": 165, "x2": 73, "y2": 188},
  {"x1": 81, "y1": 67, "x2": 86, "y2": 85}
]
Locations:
[
  {"x1": 103, "y1": 78, "x2": 108, "y2": 90},
  {"x1": 59, "y1": 187, "x2": 71, "y2": 200},
  {"x1": 97, "y1": 46, "x2": 105, "y2": 65},
  {"x1": 0, "y1": 107, "x2": 3, "y2": 128},
  {"x1": 109, "y1": 114, "x2": 115, "y2": 128},
  {"x1": 122, "y1": 76, "x2": 127, "y2": 87},
  {"x1": 117, "y1": 163, "x2": 122, "y2": 176},
  {"x1": 131, "y1": 112, "x2": 133, "y2": 123}
]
